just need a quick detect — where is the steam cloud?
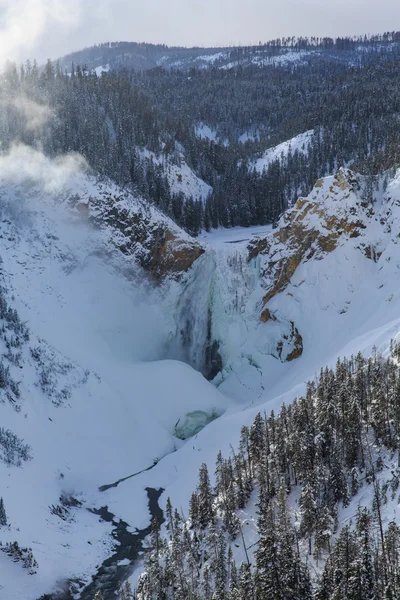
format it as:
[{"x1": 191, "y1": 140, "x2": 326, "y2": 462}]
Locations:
[
  {"x1": 0, "y1": 2, "x2": 89, "y2": 193},
  {"x1": 12, "y1": 96, "x2": 52, "y2": 131},
  {"x1": 0, "y1": 144, "x2": 88, "y2": 193},
  {"x1": 0, "y1": 95, "x2": 52, "y2": 133}
]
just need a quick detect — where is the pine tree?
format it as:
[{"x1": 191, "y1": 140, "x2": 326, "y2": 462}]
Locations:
[
  {"x1": 203, "y1": 564, "x2": 213, "y2": 600},
  {"x1": 299, "y1": 477, "x2": 317, "y2": 555},
  {"x1": 238, "y1": 562, "x2": 254, "y2": 599},
  {"x1": 214, "y1": 530, "x2": 228, "y2": 599},
  {"x1": 0, "y1": 362, "x2": 8, "y2": 388},
  {"x1": 355, "y1": 510, "x2": 375, "y2": 600},
  {"x1": 189, "y1": 491, "x2": 200, "y2": 529},
  {"x1": 0, "y1": 497, "x2": 7, "y2": 526},
  {"x1": 197, "y1": 463, "x2": 215, "y2": 529},
  {"x1": 385, "y1": 521, "x2": 400, "y2": 597},
  {"x1": 255, "y1": 500, "x2": 282, "y2": 600},
  {"x1": 317, "y1": 525, "x2": 360, "y2": 600},
  {"x1": 314, "y1": 506, "x2": 334, "y2": 564},
  {"x1": 276, "y1": 485, "x2": 312, "y2": 600},
  {"x1": 118, "y1": 580, "x2": 135, "y2": 600}
]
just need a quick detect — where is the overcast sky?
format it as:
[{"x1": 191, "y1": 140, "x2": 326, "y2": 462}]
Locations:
[{"x1": 1, "y1": 0, "x2": 400, "y2": 64}]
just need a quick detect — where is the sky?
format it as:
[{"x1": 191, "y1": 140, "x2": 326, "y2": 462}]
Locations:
[{"x1": 0, "y1": 0, "x2": 400, "y2": 64}]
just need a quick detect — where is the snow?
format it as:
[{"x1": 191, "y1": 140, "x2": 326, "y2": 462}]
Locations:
[
  {"x1": 94, "y1": 64, "x2": 110, "y2": 76},
  {"x1": 4, "y1": 159, "x2": 400, "y2": 597},
  {"x1": 0, "y1": 170, "x2": 227, "y2": 599},
  {"x1": 66, "y1": 65, "x2": 110, "y2": 78},
  {"x1": 194, "y1": 122, "x2": 229, "y2": 147},
  {"x1": 194, "y1": 122, "x2": 218, "y2": 142},
  {"x1": 166, "y1": 158, "x2": 212, "y2": 201},
  {"x1": 140, "y1": 148, "x2": 212, "y2": 201},
  {"x1": 238, "y1": 130, "x2": 259, "y2": 144},
  {"x1": 253, "y1": 129, "x2": 314, "y2": 172},
  {"x1": 219, "y1": 61, "x2": 239, "y2": 70},
  {"x1": 252, "y1": 49, "x2": 314, "y2": 67},
  {"x1": 167, "y1": 52, "x2": 228, "y2": 69},
  {"x1": 194, "y1": 52, "x2": 227, "y2": 64},
  {"x1": 219, "y1": 50, "x2": 313, "y2": 70},
  {"x1": 117, "y1": 559, "x2": 131, "y2": 567},
  {"x1": 200, "y1": 224, "x2": 273, "y2": 246}
]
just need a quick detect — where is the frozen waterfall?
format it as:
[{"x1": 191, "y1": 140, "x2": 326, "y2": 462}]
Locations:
[{"x1": 166, "y1": 238, "x2": 261, "y2": 379}]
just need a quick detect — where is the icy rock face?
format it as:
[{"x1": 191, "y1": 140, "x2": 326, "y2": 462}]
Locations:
[
  {"x1": 258, "y1": 309, "x2": 303, "y2": 362},
  {"x1": 69, "y1": 186, "x2": 205, "y2": 283},
  {"x1": 243, "y1": 168, "x2": 378, "y2": 362},
  {"x1": 249, "y1": 168, "x2": 367, "y2": 312},
  {"x1": 209, "y1": 245, "x2": 261, "y2": 368}
]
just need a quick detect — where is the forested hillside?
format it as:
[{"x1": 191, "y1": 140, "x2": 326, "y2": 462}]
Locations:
[
  {"x1": 58, "y1": 32, "x2": 400, "y2": 72},
  {"x1": 2, "y1": 33, "x2": 400, "y2": 236},
  {"x1": 134, "y1": 349, "x2": 400, "y2": 600}
]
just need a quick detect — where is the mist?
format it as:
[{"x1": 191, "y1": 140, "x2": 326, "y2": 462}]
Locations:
[
  {"x1": 0, "y1": 145, "x2": 170, "y2": 367},
  {"x1": 0, "y1": 144, "x2": 87, "y2": 193},
  {"x1": 12, "y1": 96, "x2": 52, "y2": 131},
  {"x1": 0, "y1": 3, "x2": 170, "y2": 368}
]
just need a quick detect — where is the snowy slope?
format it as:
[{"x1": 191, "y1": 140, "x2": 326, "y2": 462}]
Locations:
[
  {"x1": 205, "y1": 169, "x2": 400, "y2": 402},
  {"x1": 94, "y1": 64, "x2": 110, "y2": 76},
  {"x1": 139, "y1": 148, "x2": 212, "y2": 202},
  {"x1": 194, "y1": 123, "x2": 218, "y2": 142},
  {"x1": 134, "y1": 166, "x2": 400, "y2": 521},
  {"x1": 4, "y1": 161, "x2": 400, "y2": 598},
  {"x1": 253, "y1": 129, "x2": 314, "y2": 172},
  {"x1": 0, "y1": 168, "x2": 227, "y2": 600},
  {"x1": 220, "y1": 49, "x2": 315, "y2": 71}
]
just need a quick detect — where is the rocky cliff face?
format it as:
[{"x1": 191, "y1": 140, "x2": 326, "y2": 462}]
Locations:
[
  {"x1": 249, "y1": 169, "x2": 368, "y2": 307},
  {"x1": 68, "y1": 185, "x2": 205, "y2": 284},
  {"x1": 246, "y1": 168, "x2": 388, "y2": 363}
]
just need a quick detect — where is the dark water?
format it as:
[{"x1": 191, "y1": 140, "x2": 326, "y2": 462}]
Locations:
[
  {"x1": 99, "y1": 458, "x2": 163, "y2": 492},
  {"x1": 40, "y1": 487, "x2": 164, "y2": 600}
]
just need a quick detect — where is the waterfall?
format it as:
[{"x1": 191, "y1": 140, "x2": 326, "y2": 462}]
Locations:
[
  {"x1": 166, "y1": 239, "x2": 261, "y2": 380},
  {"x1": 170, "y1": 251, "x2": 217, "y2": 376}
]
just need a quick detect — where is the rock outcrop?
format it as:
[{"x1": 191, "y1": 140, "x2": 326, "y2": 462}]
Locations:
[
  {"x1": 256, "y1": 309, "x2": 303, "y2": 362},
  {"x1": 69, "y1": 188, "x2": 204, "y2": 283},
  {"x1": 248, "y1": 168, "x2": 380, "y2": 362},
  {"x1": 249, "y1": 168, "x2": 368, "y2": 311}
]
